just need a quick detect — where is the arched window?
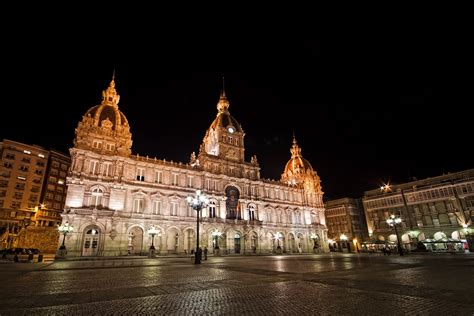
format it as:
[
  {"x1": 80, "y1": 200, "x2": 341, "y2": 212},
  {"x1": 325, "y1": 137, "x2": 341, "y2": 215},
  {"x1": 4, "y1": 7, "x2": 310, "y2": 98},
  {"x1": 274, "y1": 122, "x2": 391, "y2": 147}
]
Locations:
[
  {"x1": 225, "y1": 186, "x2": 240, "y2": 219},
  {"x1": 90, "y1": 187, "x2": 103, "y2": 208}
]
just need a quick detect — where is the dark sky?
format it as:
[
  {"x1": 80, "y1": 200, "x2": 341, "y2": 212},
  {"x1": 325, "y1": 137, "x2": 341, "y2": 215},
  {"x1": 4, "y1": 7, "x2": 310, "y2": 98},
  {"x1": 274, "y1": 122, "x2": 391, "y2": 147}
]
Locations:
[{"x1": 1, "y1": 18, "x2": 471, "y2": 200}]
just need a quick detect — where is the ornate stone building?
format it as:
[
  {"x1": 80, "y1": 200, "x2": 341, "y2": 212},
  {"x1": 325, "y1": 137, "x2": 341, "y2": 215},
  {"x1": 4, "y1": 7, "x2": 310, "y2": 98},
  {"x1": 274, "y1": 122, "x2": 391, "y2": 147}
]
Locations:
[{"x1": 62, "y1": 77, "x2": 328, "y2": 256}]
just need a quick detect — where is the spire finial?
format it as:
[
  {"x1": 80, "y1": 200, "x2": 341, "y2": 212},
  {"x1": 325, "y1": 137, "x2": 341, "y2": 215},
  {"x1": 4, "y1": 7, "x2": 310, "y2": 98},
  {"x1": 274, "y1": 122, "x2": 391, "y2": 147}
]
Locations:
[
  {"x1": 290, "y1": 133, "x2": 302, "y2": 158},
  {"x1": 101, "y1": 70, "x2": 120, "y2": 107},
  {"x1": 222, "y1": 76, "x2": 225, "y2": 97},
  {"x1": 217, "y1": 76, "x2": 230, "y2": 112}
]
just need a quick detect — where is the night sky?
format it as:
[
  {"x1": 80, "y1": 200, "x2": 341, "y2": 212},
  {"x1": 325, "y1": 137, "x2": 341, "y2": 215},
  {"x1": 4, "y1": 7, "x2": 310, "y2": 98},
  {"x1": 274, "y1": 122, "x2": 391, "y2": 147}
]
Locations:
[{"x1": 1, "y1": 19, "x2": 471, "y2": 200}]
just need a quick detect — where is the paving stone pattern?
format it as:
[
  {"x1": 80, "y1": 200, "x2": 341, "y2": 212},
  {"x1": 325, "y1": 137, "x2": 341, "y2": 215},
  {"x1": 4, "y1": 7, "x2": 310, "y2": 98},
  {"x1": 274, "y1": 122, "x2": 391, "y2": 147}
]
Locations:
[{"x1": 0, "y1": 254, "x2": 472, "y2": 315}]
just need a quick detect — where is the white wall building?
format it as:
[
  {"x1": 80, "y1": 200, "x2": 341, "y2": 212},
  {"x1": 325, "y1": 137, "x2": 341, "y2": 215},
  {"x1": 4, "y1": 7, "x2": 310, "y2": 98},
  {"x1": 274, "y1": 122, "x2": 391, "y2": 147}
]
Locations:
[{"x1": 61, "y1": 76, "x2": 328, "y2": 256}]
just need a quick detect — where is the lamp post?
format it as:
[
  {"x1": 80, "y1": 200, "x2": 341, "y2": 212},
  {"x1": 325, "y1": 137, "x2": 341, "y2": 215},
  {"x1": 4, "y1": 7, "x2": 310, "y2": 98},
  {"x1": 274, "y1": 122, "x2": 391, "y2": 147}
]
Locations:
[
  {"x1": 148, "y1": 225, "x2": 161, "y2": 257},
  {"x1": 57, "y1": 221, "x2": 73, "y2": 257},
  {"x1": 386, "y1": 214, "x2": 404, "y2": 256},
  {"x1": 186, "y1": 190, "x2": 209, "y2": 264}
]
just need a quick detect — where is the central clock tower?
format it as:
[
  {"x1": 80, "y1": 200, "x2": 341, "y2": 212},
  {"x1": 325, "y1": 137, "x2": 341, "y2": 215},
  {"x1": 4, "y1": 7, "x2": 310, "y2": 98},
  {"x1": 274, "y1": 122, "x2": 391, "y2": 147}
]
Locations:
[{"x1": 197, "y1": 88, "x2": 260, "y2": 180}]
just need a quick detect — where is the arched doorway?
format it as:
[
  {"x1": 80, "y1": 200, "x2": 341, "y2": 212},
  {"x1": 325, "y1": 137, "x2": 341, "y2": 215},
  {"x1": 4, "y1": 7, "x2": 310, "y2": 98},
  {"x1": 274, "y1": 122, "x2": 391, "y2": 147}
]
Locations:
[
  {"x1": 234, "y1": 233, "x2": 241, "y2": 254},
  {"x1": 184, "y1": 228, "x2": 195, "y2": 253},
  {"x1": 167, "y1": 228, "x2": 180, "y2": 254},
  {"x1": 296, "y1": 233, "x2": 304, "y2": 253},
  {"x1": 82, "y1": 225, "x2": 101, "y2": 256},
  {"x1": 250, "y1": 231, "x2": 258, "y2": 254},
  {"x1": 127, "y1": 226, "x2": 144, "y2": 255},
  {"x1": 225, "y1": 186, "x2": 240, "y2": 219},
  {"x1": 288, "y1": 233, "x2": 296, "y2": 253}
]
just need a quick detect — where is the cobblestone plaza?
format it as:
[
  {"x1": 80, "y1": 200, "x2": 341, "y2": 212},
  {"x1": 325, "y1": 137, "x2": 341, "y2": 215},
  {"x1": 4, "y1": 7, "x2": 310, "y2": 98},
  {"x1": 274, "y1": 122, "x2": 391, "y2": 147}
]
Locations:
[{"x1": 1, "y1": 253, "x2": 473, "y2": 315}]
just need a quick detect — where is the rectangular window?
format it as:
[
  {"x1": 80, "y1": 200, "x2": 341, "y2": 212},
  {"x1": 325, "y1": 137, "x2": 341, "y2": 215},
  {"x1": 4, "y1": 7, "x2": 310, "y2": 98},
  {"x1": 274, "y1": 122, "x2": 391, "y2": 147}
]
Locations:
[
  {"x1": 153, "y1": 200, "x2": 162, "y2": 215},
  {"x1": 90, "y1": 160, "x2": 99, "y2": 175},
  {"x1": 172, "y1": 173, "x2": 179, "y2": 186},
  {"x1": 102, "y1": 162, "x2": 112, "y2": 177},
  {"x1": 133, "y1": 199, "x2": 143, "y2": 213},
  {"x1": 154, "y1": 171, "x2": 162, "y2": 183},
  {"x1": 136, "y1": 168, "x2": 145, "y2": 181},
  {"x1": 13, "y1": 192, "x2": 23, "y2": 200},
  {"x1": 171, "y1": 202, "x2": 178, "y2": 216},
  {"x1": 92, "y1": 140, "x2": 102, "y2": 149},
  {"x1": 187, "y1": 205, "x2": 193, "y2": 217},
  {"x1": 105, "y1": 143, "x2": 114, "y2": 151},
  {"x1": 187, "y1": 176, "x2": 193, "y2": 188},
  {"x1": 206, "y1": 179, "x2": 211, "y2": 190}
]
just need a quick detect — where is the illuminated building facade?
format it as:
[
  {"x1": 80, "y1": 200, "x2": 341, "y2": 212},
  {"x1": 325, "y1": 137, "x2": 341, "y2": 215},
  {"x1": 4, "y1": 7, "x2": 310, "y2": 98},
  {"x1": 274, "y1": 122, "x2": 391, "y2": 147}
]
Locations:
[
  {"x1": 0, "y1": 139, "x2": 70, "y2": 251},
  {"x1": 363, "y1": 169, "x2": 474, "y2": 252},
  {"x1": 62, "y1": 76, "x2": 328, "y2": 256},
  {"x1": 324, "y1": 197, "x2": 367, "y2": 252}
]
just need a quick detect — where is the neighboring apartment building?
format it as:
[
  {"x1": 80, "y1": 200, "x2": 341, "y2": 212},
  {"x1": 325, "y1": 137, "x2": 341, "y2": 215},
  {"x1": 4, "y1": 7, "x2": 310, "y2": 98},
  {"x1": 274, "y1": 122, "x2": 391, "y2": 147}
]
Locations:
[
  {"x1": 362, "y1": 169, "x2": 474, "y2": 252},
  {"x1": 0, "y1": 139, "x2": 70, "y2": 251},
  {"x1": 60, "y1": 76, "x2": 329, "y2": 256},
  {"x1": 325, "y1": 197, "x2": 367, "y2": 252}
]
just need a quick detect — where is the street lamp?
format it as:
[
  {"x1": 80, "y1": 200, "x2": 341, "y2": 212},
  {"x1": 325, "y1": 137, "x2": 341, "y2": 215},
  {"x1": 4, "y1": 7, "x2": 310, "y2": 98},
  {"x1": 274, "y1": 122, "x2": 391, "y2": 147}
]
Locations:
[
  {"x1": 58, "y1": 221, "x2": 73, "y2": 256},
  {"x1": 186, "y1": 190, "x2": 209, "y2": 264},
  {"x1": 148, "y1": 225, "x2": 161, "y2": 257},
  {"x1": 386, "y1": 214, "x2": 404, "y2": 256}
]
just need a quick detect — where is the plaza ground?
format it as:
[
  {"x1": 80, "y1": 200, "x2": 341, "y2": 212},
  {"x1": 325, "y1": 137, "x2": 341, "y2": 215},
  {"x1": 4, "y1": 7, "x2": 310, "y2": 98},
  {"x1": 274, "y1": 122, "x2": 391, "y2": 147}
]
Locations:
[{"x1": 0, "y1": 253, "x2": 473, "y2": 315}]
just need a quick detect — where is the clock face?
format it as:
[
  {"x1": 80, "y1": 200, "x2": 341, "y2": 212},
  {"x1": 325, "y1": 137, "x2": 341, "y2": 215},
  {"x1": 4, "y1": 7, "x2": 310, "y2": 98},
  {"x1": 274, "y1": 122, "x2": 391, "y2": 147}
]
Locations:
[{"x1": 227, "y1": 127, "x2": 234, "y2": 133}]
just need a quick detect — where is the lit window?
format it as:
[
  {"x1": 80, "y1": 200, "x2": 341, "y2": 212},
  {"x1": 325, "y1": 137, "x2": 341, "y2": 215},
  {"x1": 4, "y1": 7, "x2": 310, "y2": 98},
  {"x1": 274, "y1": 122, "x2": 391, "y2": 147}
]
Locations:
[
  {"x1": 38, "y1": 154, "x2": 45, "y2": 158},
  {"x1": 58, "y1": 180, "x2": 64, "y2": 185},
  {"x1": 23, "y1": 150, "x2": 31, "y2": 154},
  {"x1": 17, "y1": 176, "x2": 26, "y2": 181}
]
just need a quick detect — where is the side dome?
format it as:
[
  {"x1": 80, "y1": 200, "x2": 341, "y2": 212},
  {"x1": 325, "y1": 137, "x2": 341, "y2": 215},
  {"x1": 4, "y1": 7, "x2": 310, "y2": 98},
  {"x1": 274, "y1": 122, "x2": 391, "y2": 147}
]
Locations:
[
  {"x1": 281, "y1": 137, "x2": 323, "y2": 194},
  {"x1": 281, "y1": 137, "x2": 316, "y2": 186},
  {"x1": 73, "y1": 76, "x2": 133, "y2": 157},
  {"x1": 84, "y1": 104, "x2": 129, "y2": 131}
]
